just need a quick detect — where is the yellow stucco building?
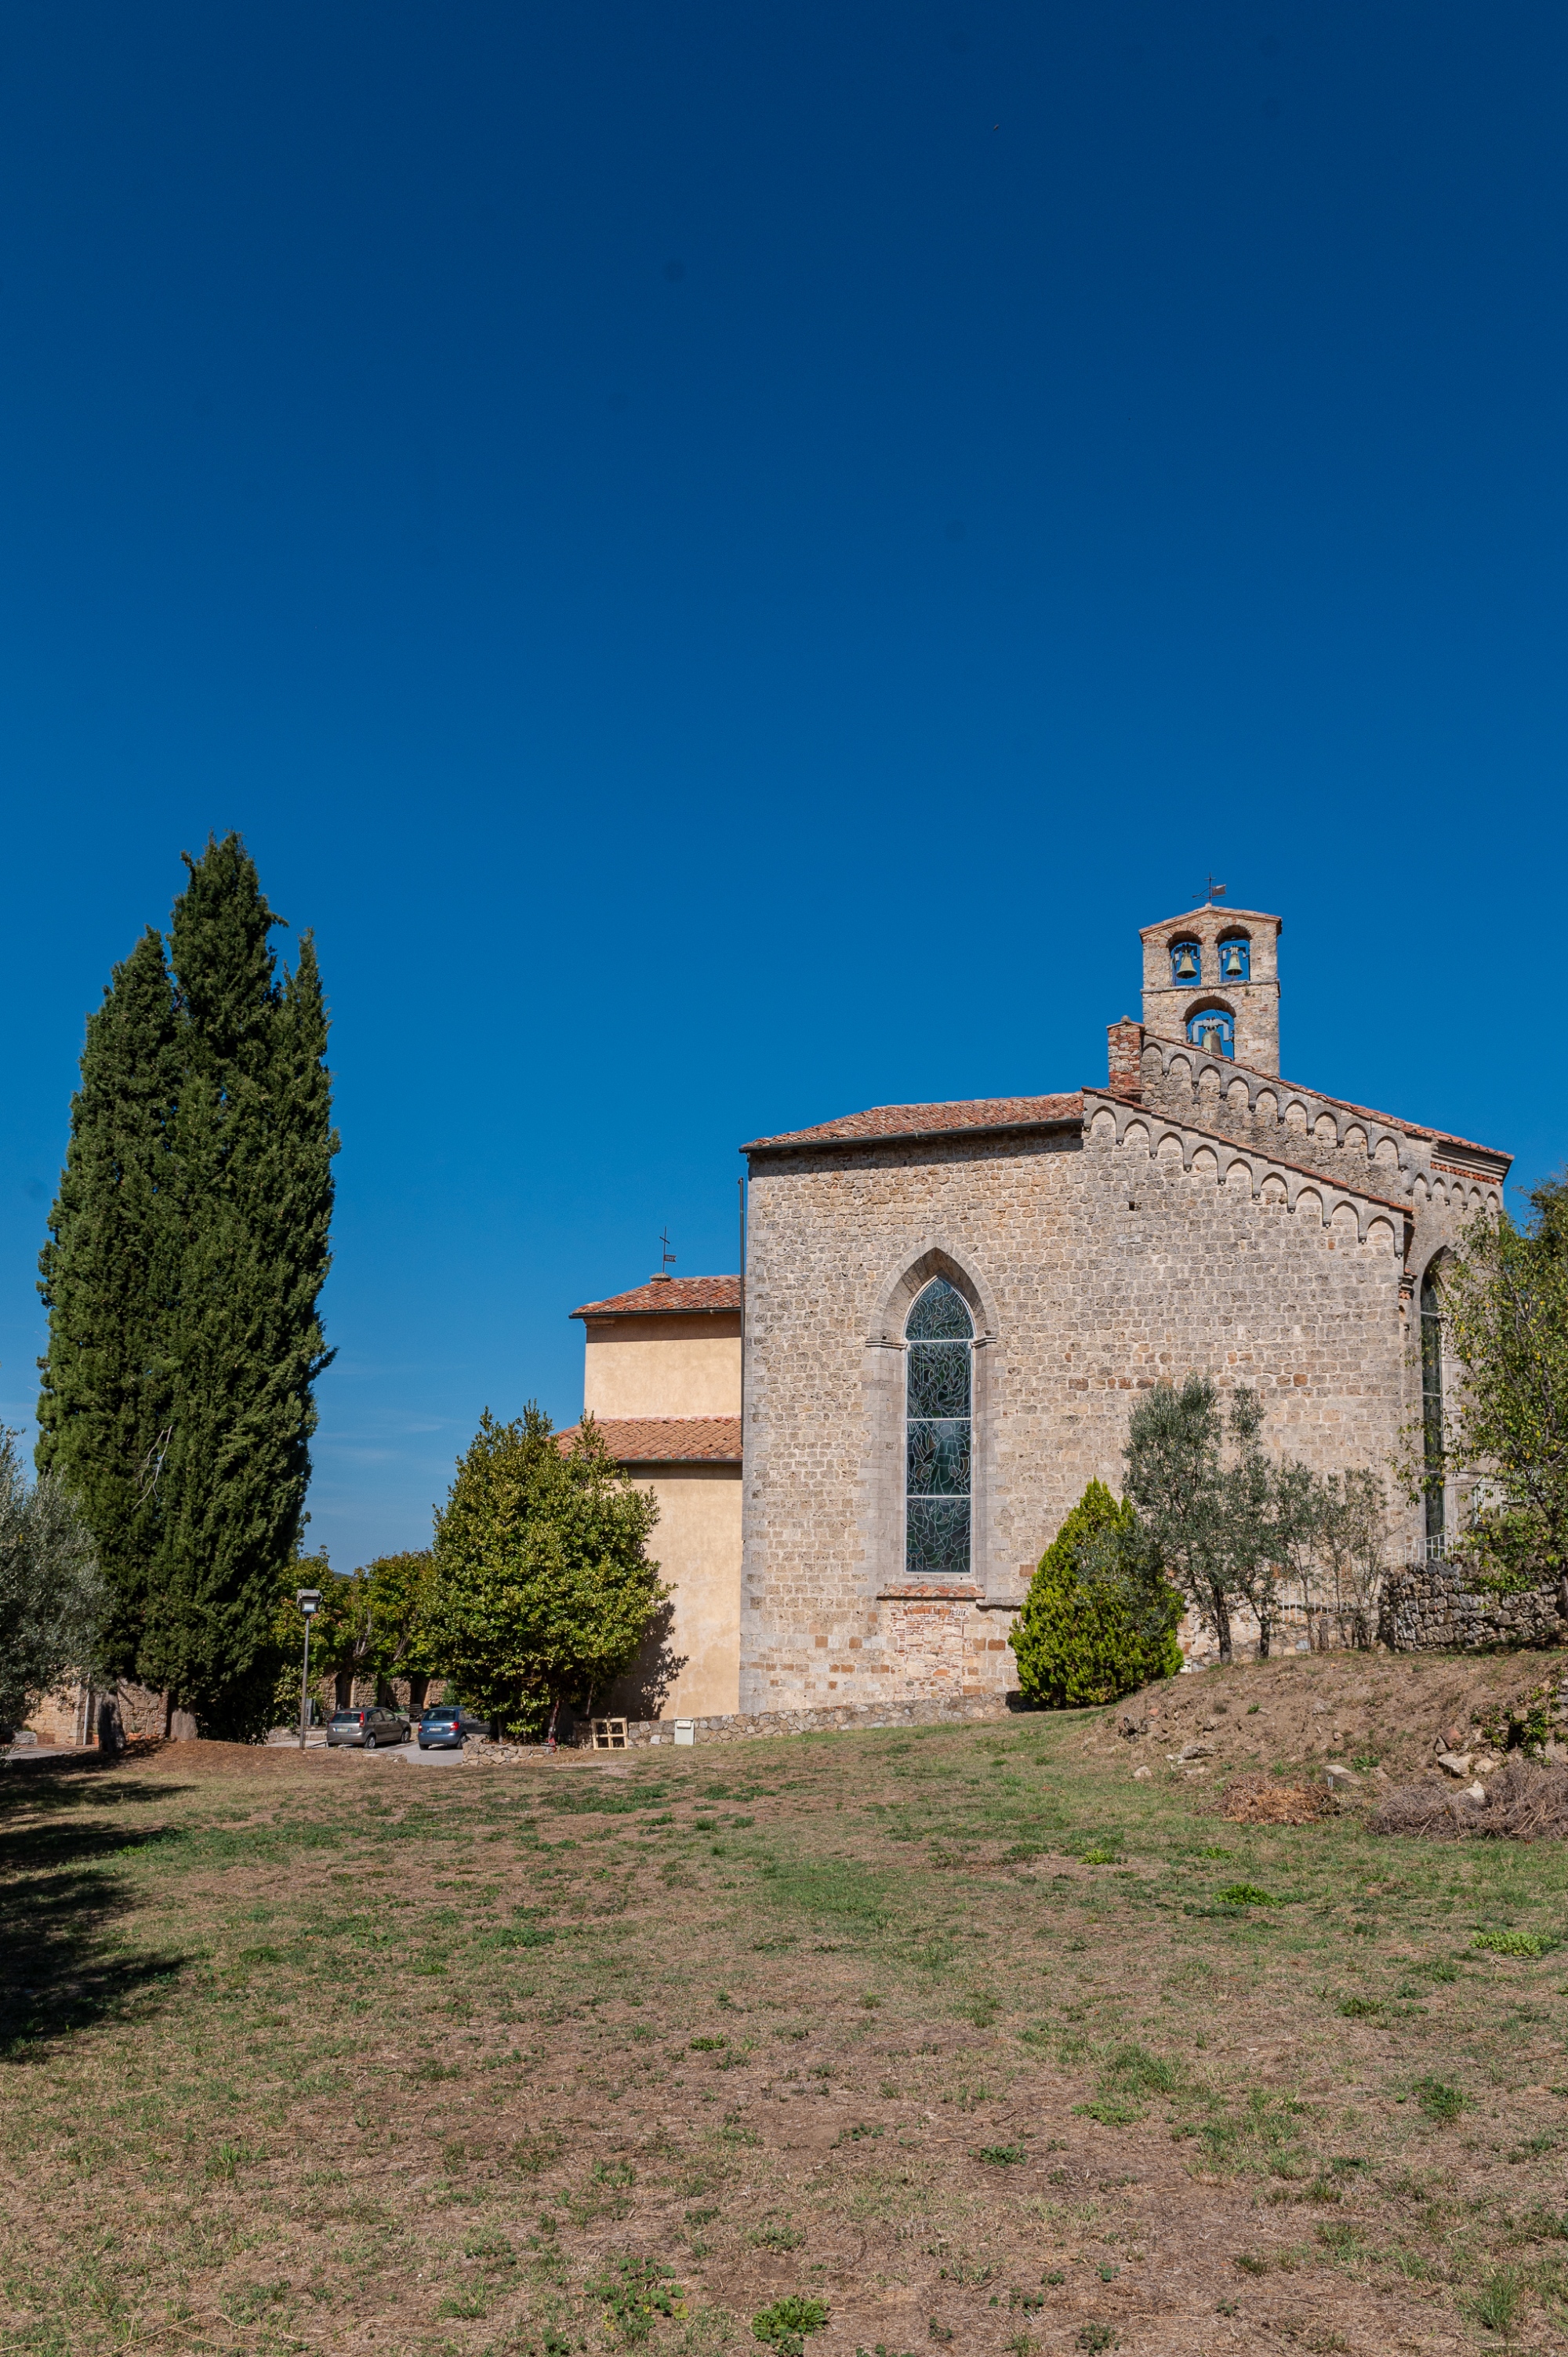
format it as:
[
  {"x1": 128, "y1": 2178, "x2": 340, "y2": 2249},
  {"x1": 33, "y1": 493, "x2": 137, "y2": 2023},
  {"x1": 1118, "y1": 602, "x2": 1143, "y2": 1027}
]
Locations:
[{"x1": 566, "y1": 1275, "x2": 742, "y2": 1720}]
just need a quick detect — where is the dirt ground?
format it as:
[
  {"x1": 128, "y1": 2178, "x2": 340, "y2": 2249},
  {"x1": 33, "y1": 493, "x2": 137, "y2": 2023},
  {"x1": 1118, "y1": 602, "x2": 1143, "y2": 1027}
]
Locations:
[
  {"x1": 1086, "y1": 1647, "x2": 1568, "y2": 1796},
  {"x1": 4, "y1": 1655, "x2": 1568, "y2": 2357}
]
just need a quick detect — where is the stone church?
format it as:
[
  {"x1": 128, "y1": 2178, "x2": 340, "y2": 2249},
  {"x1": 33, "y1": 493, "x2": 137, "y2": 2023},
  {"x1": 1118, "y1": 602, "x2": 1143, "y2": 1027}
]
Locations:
[{"x1": 569, "y1": 900, "x2": 1509, "y2": 1724}]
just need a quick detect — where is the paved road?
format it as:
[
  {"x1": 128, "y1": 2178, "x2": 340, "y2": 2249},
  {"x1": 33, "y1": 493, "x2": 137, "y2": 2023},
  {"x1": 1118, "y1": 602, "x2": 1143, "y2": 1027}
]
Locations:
[{"x1": 273, "y1": 1735, "x2": 470, "y2": 1768}]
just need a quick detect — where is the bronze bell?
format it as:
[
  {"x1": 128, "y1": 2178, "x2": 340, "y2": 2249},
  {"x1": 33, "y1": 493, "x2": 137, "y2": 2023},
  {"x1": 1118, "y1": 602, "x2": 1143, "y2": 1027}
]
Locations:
[
  {"x1": 1174, "y1": 945, "x2": 1198, "y2": 979},
  {"x1": 1222, "y1": 944, "x2": 1243, "y2": 975}
]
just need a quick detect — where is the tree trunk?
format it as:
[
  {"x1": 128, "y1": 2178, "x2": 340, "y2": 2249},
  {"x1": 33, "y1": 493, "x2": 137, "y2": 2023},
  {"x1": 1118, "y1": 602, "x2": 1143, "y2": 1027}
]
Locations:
[
  {"x1": 1257, "y1": 1608, "x2": 1272, "y2": 1660},
  {"x1": 1212, "y1": 1588, "x2": 1233, "y2": 1664}
]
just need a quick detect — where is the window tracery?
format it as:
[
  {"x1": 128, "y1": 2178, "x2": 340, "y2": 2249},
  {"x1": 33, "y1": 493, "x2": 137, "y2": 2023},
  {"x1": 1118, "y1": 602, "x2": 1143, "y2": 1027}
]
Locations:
[{"x1": 906, "y1": 1277, "x2": 972, "y2": 1576}]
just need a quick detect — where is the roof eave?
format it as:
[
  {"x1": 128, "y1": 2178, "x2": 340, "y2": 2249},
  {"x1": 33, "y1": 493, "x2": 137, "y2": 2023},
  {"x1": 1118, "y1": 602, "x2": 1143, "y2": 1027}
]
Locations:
[
  {"x1": 741, "y1": 1110, "x2": 1085, "y2": 1160},
  {"x1": 571, "y1": 1303, "x2": 742, "y2": 1322}
]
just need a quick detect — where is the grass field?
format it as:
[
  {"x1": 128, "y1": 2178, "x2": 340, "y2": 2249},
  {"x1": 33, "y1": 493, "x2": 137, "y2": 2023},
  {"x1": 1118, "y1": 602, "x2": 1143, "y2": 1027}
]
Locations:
[{"x1": 5, "y1": 1670, "x2": 1568, "y2": 2357}]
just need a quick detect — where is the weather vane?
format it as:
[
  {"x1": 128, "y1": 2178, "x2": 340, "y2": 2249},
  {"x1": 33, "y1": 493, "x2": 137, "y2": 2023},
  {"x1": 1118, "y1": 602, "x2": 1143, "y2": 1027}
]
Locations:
[
  {"x1": 659, "y1": 1226, "x2": 677, "y2": 1276},
  {"x1": 1203, "y1": 874, "x2": 1227, "y2": 906}
]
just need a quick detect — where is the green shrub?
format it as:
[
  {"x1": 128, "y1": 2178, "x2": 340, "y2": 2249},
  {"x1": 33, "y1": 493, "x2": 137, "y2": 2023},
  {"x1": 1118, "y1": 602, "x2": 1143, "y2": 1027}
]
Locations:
[
  {"x1": 1009, "y1": 1481, "x2": 1183, "y2": 1709},
  {"x1": 752, "y1": 2296, "x2": 830, "y2": 2355},
  {"x1": 1474, "y1": 1929, "x2": 1552, "y2": 1957}
]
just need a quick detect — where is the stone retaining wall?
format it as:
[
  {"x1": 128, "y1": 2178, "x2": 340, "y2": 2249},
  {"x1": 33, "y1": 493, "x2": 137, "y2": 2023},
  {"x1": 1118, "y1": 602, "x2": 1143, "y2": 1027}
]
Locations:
[
  {"x1": 1382, "y1": 1563, "x2": 1568, "y2": 1653},
  {"x1": 465, "y1": 1691, "x2": 1022, "y2": 1762}
]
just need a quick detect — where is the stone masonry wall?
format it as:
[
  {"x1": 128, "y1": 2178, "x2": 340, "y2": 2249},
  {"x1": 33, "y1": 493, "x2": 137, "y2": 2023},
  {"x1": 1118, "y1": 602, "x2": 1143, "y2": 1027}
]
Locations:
[
  {"x1": 740, "y1": 1099, "x2": 1410, "y2": 1714},
  {"x1": 1126, "y1": 1028, "x2": 1501, "y2": 1541},
  {"x1": 465, "y1": 1690, "x2": 1018, "y2": 1760},
  {"x1": 1383, "y1": 1563, "x2": 1568, "y2": 1653}
]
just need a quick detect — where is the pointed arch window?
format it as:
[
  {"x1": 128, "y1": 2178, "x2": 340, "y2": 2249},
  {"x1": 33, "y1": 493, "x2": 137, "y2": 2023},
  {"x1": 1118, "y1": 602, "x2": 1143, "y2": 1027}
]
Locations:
[
  {"x1": 1421, "y1": 1268, "x2": 1446, "y2": 1553},
  {"x1": 906, "y1": 1277, "x2": 972, "y2": 1576}
]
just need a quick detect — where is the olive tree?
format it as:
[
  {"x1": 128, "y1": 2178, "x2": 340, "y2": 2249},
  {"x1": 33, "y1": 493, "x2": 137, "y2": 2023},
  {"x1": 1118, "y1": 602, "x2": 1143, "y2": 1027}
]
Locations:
[{"x1": 0, "y1": 1429, "x2": 104, "y2": 1736}]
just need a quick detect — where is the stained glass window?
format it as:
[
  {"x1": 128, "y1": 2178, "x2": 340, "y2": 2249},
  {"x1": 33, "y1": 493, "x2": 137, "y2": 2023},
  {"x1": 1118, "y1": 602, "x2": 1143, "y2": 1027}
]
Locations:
[{"x1": 906, "y1": 1277, "x2": 972, "y2": 1576}]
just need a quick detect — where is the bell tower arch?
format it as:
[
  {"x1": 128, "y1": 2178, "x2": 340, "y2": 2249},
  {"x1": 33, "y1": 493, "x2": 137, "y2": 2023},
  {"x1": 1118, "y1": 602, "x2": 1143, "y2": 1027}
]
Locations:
[{"x1": 1139, "y1": 900, "x2": 1282, "y2": 1073}]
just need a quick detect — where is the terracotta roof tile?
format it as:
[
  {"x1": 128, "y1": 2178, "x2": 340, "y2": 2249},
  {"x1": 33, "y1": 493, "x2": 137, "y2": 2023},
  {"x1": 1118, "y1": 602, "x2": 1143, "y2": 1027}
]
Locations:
[
  {"x1": 742, "y1": 1093, "x2": 1083, "y2": 1153},
  {"x1": 571, "y1": 1276, "x2": 741, "y2": 1319},
  {"x1": 557, "y1": 1416, "x2": 742, "y2": 1464}
]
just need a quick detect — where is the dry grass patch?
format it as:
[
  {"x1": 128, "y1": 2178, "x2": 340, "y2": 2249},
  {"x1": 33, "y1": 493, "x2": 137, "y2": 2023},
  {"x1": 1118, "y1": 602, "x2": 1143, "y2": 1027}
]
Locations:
[{"x1": 3, "y1": 1669, "x2": 1568, "y2": 2353}]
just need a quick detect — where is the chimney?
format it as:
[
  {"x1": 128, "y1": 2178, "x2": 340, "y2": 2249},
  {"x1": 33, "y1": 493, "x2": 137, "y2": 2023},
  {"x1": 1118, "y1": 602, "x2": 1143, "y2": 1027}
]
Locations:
[{"x1": 1107, "y1": 1018, "x2": 1144, "y2": 1102}]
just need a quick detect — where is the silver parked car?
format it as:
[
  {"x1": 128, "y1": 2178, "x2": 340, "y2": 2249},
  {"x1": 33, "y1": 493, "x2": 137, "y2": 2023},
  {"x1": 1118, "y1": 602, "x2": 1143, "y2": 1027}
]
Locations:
[{"x1": 326, "y1": 1705, "x2": 409, "y2": 1749}]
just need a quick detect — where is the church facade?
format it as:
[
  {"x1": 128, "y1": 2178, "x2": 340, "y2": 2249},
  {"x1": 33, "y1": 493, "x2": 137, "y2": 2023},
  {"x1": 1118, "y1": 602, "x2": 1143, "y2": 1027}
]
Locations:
[{"x1": 573, "y1": 902, "x2": 1509, "y2": 1723}]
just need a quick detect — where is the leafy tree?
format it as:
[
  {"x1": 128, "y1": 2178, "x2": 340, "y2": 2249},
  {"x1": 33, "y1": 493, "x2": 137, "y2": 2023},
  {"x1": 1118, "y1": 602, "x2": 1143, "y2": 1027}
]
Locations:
[
  {"x1": 1312, "y1": 1468, "x2": 1388, "y2": 1647},
  {"x1": 425, "y1": 1407, "x2": 662, "y2": 1738},
  {"x1": 1220, "y1": 1389, "x2": 1324, "y2": 1659},
  {"x1": 1436, "y1": 1178, "x2": 1568, "y2": 1589},
  {"x1": 1120, "y1": 1376, "x2": 1236, "y2": 1657},
  {"x1": 1009, "y1": 1479, "x2": 1182, "y2": 1707},
  {"x1": 278, "y1": 1550, "x2": 436, "y2": 1710},
  {"x1": 359, "y1": 1551, "x2": 437, "y2": 1705},
  {"x1": 0, "y1": 1429, "x2": 105, "y2": 1737},
  {"x1": 1121, "y1": 1378, "x2": 1316, "y2": 1662},
  {"x1": 37, "y1": 835, "x2": 337, "y2": 1737},
  {"x1": 269, "y1": 1550, "x2": 346, "y2": 1727}
]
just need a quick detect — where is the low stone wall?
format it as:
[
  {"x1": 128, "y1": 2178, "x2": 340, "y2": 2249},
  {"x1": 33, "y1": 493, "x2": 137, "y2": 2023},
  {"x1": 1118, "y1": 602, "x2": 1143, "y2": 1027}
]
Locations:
[
  {"x1": 466, "y1": 1691, "x2": 1022, "y2": 1762},
  {"x1": 1382, "y1": 1563, "x2": 1568, "y2": 1653}
]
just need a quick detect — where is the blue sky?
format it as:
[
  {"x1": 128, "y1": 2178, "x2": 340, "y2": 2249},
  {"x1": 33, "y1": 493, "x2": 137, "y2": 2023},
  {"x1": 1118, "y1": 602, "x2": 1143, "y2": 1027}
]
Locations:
[{"x1": 3, "y1": 2, "x2": 1565, "y2": 1569}]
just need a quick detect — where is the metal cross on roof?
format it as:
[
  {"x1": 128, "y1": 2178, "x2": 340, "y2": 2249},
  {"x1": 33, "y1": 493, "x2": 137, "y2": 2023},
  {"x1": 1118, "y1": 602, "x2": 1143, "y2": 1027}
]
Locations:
[
  {"x1": 659, "y1": 1226, "x2": 677, "y2": 1275},
  {"x1": 1203, "y1": 874, "x2": 1227, "y2": 905}
]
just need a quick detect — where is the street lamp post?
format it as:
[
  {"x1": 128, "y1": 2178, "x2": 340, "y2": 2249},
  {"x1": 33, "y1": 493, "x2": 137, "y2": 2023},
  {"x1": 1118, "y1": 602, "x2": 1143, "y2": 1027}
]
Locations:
[{"x1": 296, "y1": 1589, "x2": 322, "y2": 1749}]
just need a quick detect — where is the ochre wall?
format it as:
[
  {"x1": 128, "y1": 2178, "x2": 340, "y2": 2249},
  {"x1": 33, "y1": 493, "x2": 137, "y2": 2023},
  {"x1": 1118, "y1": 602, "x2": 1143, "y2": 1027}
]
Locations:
[
  {"x1": 583, "y1": 1313, "x2": 742, "y2": 1418},
  {"x1": 612, "y1": 1462, "x2": 742, "y2": 1718}
]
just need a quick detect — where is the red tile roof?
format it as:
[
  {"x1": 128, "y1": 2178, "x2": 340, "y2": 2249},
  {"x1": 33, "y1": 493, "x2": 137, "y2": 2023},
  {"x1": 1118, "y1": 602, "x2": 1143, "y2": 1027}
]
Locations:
[
  {"x1": 572, "y1": 1276, "x2": 742, "y2": 1319},
  {"x1": 558, "y1": 1416, "x2": 742, "y2": 1464},
  {"x1": 742, "y1": 1093, "x2": 1084, "y2": 1153}
]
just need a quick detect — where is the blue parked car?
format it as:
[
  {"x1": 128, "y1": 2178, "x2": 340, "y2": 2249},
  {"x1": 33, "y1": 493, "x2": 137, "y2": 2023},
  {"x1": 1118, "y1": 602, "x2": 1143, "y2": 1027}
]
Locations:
[{"x1": 418, "y1": 1704, "x2": 488, "y2": 1749}]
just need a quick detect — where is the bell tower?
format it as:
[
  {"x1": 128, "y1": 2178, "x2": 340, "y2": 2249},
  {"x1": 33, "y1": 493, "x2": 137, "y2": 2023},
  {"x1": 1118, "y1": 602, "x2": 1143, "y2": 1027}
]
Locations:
[{"x1": 1139, "y1": 899, "x2": 1282, "y2": 1075}]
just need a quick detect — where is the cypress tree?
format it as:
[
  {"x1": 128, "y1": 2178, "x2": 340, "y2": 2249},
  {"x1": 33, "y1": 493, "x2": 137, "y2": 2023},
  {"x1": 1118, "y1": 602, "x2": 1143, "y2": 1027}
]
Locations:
[
  {"x1": 36, "y1": 928, "x2": 180, "y2": 1673},
  {"x1": 38, "y1": 834, "x2": 337, "y2": 1734}
]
